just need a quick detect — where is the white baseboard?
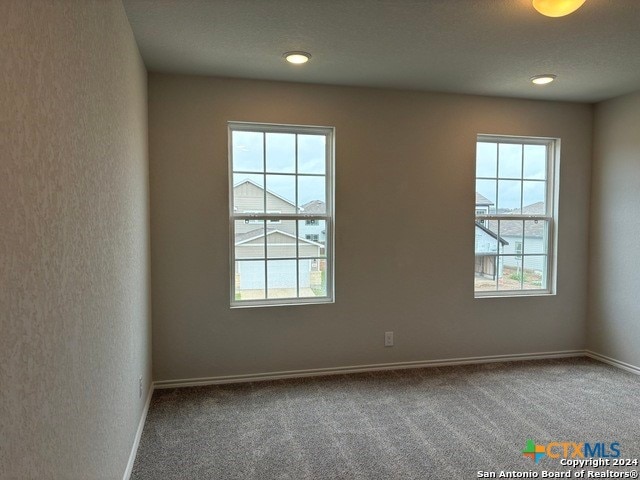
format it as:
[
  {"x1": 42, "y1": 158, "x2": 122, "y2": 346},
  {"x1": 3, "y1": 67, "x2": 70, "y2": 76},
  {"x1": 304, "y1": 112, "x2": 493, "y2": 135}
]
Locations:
[
  {"x1": 585, "y1": 350, "x2": 640, "y2": 376},
  {"x1": 123, "y1": 385, "x2": 154, "y2": 480},
  {"x1": 153, "y1": 350, "x2": 585, "y2": 389}
]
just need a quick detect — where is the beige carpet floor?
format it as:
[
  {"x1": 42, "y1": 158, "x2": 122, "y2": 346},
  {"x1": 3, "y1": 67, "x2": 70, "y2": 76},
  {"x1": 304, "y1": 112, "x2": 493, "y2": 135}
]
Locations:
[{"x1": 132, "y1": 357, "x2": 640, "y2": 479}]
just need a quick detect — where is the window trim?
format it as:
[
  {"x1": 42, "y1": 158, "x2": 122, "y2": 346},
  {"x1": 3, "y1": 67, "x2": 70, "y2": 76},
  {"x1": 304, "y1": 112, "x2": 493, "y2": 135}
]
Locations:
[
  {"x1": 228, "y1": 121, "x2": 335, "y2": 308},
  {"x1": 474, "y1": 134, "x2": 558, "y2": 298}
]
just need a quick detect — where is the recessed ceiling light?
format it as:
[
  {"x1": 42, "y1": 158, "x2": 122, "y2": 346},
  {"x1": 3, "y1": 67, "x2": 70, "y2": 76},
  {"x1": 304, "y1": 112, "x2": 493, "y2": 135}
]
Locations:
[
  {"x1": 531, "y1": 74, "x2": 557, "y2": 85},
  {"x1": 284, "y1": 51, "x2": 311, "y2": 65},
  {"x1": 532, "y1": 0, "x2": 586, "y2": 18}
]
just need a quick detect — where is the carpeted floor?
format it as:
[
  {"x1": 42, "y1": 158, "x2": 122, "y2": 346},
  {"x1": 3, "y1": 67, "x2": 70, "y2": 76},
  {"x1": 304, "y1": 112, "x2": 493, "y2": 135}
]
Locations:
[{"x1": 131, "y1": 358, "x2": 640, "y2": 479}]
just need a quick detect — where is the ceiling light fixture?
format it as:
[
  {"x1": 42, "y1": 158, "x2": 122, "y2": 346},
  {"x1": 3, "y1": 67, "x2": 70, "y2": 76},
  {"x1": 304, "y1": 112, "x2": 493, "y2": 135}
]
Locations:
[
  {"x1": 284, "y1": 51, "x2": 311, "y2": 64},
  {"x1": 532, "y1": 0, "x2": 586, "y2": 17},
  {"x1": 531, "y1": 74, "x2": 557, "y2": 85}
]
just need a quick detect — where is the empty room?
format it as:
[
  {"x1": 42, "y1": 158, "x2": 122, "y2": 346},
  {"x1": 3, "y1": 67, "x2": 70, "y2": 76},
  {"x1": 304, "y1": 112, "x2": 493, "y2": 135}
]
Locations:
[{"x1": 3, "y1": 0, "x2": 640, "y2": 479}]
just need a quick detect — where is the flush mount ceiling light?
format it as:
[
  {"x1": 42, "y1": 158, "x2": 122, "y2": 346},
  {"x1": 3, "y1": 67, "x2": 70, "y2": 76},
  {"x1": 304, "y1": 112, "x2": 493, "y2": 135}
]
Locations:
[
  {"x1": 531, "y1": 74, "x2": 557, "y2": 85},
  {"x1": 532, "y1": 0, "x2": 586, "y2": 17},
  {"x1": 284, "y1": 51, "x2": 311, "y2": 64}
]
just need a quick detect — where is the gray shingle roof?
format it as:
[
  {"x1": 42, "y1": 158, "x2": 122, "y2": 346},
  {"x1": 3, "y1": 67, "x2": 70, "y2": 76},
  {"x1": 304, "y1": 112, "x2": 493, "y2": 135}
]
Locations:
[
  {"x1": 301, "y1": 200, "x2": 325, "y2": 213},
  {"x1": 522, "y1": 201, "x2": 545, "y2": 215},
  {"x1": 475, "y1": 192, "x2": 493, "y2": 206},
  {"x1": 492, "y1": 202, "x2": 546, "y2": 236},
  {"x1": 486, "y1": 217, "x2": 545, "y2": 238}
]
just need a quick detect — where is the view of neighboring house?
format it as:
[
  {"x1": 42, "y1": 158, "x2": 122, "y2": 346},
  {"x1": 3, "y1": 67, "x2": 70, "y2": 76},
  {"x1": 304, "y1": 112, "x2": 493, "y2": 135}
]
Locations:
[
  {"x1": 234, "y1": 179, "x2": 297, "y2": 234},
  {"x1": 491, "y1": 201, "x2": 546, "y2": 274},
  {"x1": 474, "y1": 192, "x2": 507, "y2": 279},
  {"x1": 299, "y1": 200, "x2": 327, "y2": 245},
  {"x1": 475, "y1": 221, "x2": 508, "y2": 279},
  {"x1": 475, "y1": 192, "x2": 493, "y2": 217},
  {"x1": 234, "y1": 179, "x2": 324, "y2": 293},
  {"x1": 475, "y1": 193, "x2": 547, "y2": 282}
]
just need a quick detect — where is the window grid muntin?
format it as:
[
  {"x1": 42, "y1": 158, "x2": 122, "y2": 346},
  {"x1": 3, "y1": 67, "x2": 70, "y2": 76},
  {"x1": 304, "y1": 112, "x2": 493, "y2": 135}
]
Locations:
[{"x1": 229, "y1": 122, "x2": 334, "y2": 307}]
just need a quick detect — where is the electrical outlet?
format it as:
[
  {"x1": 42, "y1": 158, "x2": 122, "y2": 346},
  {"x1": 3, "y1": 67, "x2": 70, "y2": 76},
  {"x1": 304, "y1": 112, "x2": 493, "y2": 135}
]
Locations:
[
  {"x1": 138, "y1": 376, "x2": 143, "y2": 398},
  {"x1": 384, "y1": 331, "x2": 394, "y2": 347}
]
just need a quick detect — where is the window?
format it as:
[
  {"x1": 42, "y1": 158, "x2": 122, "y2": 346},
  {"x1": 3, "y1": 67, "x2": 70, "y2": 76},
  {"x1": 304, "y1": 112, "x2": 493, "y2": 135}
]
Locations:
[
  {"x1": 229, "y1": 122, "x2": 334, "y2": 306},
  {"x1": 474, "y1": 135, "x2": 557, "y2": 296},
  {"x1": 515, "y1": 241, "x2": 523, "y2": 260}
]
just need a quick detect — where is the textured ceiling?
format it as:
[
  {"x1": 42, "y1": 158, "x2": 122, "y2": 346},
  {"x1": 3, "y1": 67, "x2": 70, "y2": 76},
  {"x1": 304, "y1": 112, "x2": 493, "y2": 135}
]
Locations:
[{"x1": 123, "y1": 0, "x2": 640, "y2": 102}]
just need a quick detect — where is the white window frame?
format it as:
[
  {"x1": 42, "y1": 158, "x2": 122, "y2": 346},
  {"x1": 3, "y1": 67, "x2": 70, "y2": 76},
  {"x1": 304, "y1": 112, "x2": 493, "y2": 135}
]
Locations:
[
  {"x1": 243, "y1": 210, "x2": 282, "y2": 224},
  {"x1": 229, "y1": 121, "x2": 335, "y2": 307},
  {"x1": 475, "y1": 134, "x2": 558, "y2": 298}
]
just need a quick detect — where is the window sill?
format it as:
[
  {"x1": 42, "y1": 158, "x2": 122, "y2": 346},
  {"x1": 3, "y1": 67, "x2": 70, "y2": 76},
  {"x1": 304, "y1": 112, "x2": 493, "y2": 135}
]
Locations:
[
  {"x1": 231, "y1": 297, "x2": 334, "y2": 309},
  {"x1": 474, "y1": 290, "x2": 555, "y2": 299}
]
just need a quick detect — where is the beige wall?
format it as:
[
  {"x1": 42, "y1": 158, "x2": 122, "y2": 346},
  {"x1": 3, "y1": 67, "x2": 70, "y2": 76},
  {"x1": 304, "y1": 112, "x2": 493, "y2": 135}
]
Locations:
[
  {"x1": 588, "y1": 91, "x2": 640, "y2": 367},
  {"x1": 1, "y1": 1, "x2": 150, "y2": 479},
  {"x1": 149, "y1": 73, "x2": 592, "y2": 382}
]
